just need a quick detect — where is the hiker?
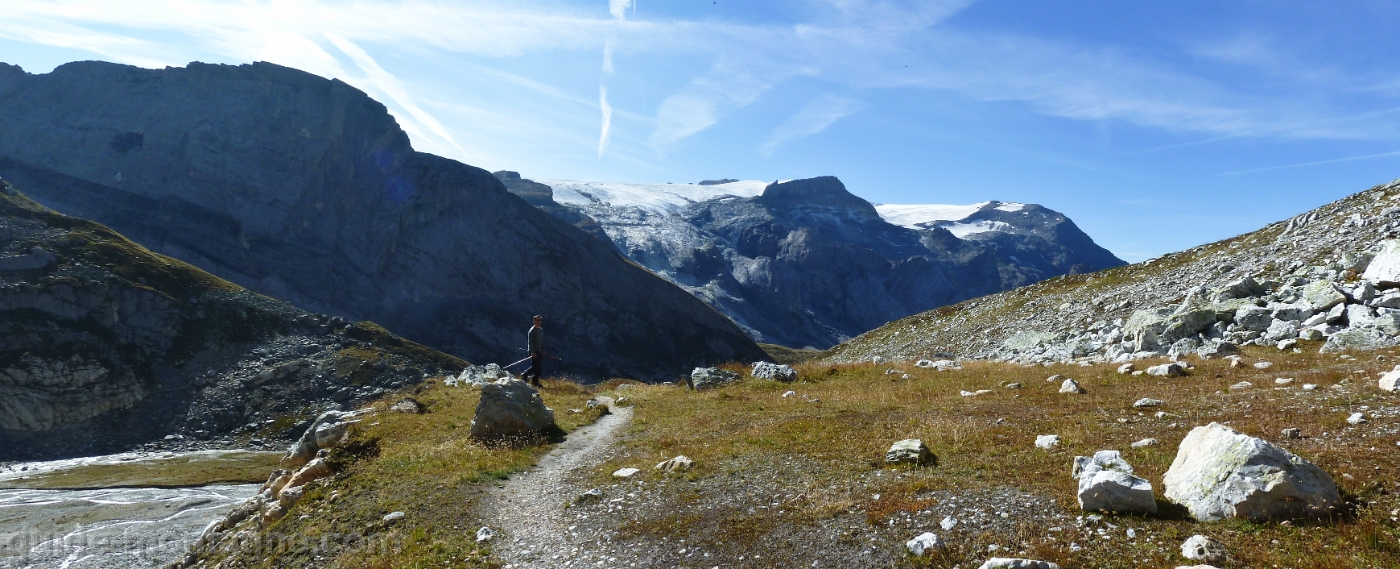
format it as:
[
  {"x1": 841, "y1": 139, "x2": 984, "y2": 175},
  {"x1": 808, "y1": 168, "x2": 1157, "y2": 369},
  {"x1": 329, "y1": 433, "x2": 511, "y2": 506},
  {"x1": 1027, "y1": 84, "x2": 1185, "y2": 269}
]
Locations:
[{"x1": 525, "y1": 315, "x2": 545, "y2": 386}]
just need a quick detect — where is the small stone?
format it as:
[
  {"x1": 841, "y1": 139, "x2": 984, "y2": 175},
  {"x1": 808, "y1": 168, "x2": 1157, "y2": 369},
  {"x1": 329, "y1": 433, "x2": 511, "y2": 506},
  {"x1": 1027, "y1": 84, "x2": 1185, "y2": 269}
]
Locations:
[
  {"x1": 1281, "y1": 428, "x2": 1301, "y2": 439},
  {"x1": 1180, "y1": 534, "x2": 1226, "y2": 562},
  {"x1": 1347, "y1": 412, "x2": 1368, "y2": 425},
  {"x1": 1005, "y1": 382, "x2": 1023, "y2": 389},
  {"x1": 940, "y1": 516, "x2": 958, "y2": 530},
  {"x1": 577, "y1": 488, "x2": 604, "y2": 502},
  {"x1": 905, "y1": 532, "x2": 944, "y2": 556},
  {"x1": 1380, "y1": 368, "x2": 1400, "y2": 391},
  {"x1": 476, "y1": 526, "x2": 496, "y2": 542},
  {"x1": 1035, "y1": 434, "x2": 1061, "y2": 449},
  {"x1": 1117, "y1": 363, "x2": 1136, "y2": 374},
  {"x1": 1275, "y1": 378, "x2": 1294, "y2": 385},
  {"x1": 1059, "y1": 378, "x2": 1086, "y2": 394},
  {"x1": 1276, "y1": 339, "x2": 1298, "y2": 351},
  {"x1": 1133, "y1": 398, "x2": 1164, "y2": 408},
  {"x1": 389, "y1": 397, "x2": 425, "y2": 414},
  {"x1": 782, "y1": 390, "x2": 796, "y2": 398},
  {"x1": 612, "y1": 467, "x2": 640, "y2": 478},
  {"x1": 382, "y1": 511, "x2": 405, "y2": 523},
  {"x1": 1146, "y1": 363, "x2": 1186, "y2": 377},
  {"x1": 886, "y1": 439, "x2": 936, "y2": 466},
  {"x1": 654, "y1": 455, "x2": 695, "y2": 472},
  {"x1": 1131, "y1": 438, "x2": 1159, "y2": 448},
  {"x1": 1252, "y1": 361, "x2": 1273, "y2": 369},
  {"x1": 1302, "y1": 383, "x2": 1318, "y2": 391},
  {"x1": 1229, "y1": 381, "x2": 1252, "y2": 389}
]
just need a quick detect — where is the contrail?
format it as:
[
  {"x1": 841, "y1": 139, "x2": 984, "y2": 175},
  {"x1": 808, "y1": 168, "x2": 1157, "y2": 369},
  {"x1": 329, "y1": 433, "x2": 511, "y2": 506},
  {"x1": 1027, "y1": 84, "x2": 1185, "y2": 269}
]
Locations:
[
  {"x1": 598, "y1": 85, "x2": 613, "y2": 157},
  {"x1": 1216, "y1": 150, "x2": 1400, "y2": 176}
]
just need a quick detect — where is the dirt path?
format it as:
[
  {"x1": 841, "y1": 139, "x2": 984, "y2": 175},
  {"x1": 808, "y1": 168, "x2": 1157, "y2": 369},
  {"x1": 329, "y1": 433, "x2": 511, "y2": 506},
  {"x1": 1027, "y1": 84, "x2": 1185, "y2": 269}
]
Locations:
[{"x1": 482, "y1": 398, "x2": 634, "y2": 569}]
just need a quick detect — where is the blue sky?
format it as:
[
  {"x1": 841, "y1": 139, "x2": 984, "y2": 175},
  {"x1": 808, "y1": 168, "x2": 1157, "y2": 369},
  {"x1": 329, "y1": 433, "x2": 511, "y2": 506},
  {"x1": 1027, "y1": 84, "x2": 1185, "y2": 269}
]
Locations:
[{"x1": 4, "y1": 1, "x2": 1400, "y2": 261}]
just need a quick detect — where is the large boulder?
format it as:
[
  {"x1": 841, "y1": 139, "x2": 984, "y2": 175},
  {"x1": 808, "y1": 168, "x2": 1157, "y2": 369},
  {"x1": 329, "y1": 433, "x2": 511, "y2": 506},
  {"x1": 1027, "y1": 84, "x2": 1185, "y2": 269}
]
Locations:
[
  {"x1": 1233, "y1": 306, "x2": 1273, "y2": 332},
  {"x1": 1162, "y1": 423, "x2": 1340, "y2": 521},
  {"x1": 751, "y1": 362, "x2": 798, "y2": 382},
  {"x1": 469, "y1": 380, "x2": 560, "y2": 443},
  {"x1": 1362, "y1": 239, "x2": 1400, "y2": 288},
  {"x1": 1320, "y1": 328, "x2": 1390, "y2": 353},
  {"x1": 281, "y1": 410, "x2": 368, "y2": 469},
  {"x1": 1300, "y1": 281, "x2": 1346, "y2": 311},
  {"x1": 1380, "y1": 366, "x2": 1400, "y2": 391},
  {"x1": 689, "y1": 367, "x2": 740, "y2": 390},
  {"x1": 886, "y1": 439, "x2": 936, "y2": 466}
]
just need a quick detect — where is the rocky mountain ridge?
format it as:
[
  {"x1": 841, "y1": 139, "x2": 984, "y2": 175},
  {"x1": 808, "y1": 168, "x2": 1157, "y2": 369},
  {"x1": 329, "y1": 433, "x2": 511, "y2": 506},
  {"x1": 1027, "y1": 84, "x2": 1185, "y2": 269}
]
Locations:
[
  {"x1": 0, "y1": 178, "x2": 464, "y2": 460},
  {"x1": 503, "y1": 174, "x2": 1124, "y2": 349},
  {"x1": 0, "y1": 60, "x2": 765, "y2": 381},
  {"x1": 827, "y1": 178, "x2": 1400, "y2": 364}
]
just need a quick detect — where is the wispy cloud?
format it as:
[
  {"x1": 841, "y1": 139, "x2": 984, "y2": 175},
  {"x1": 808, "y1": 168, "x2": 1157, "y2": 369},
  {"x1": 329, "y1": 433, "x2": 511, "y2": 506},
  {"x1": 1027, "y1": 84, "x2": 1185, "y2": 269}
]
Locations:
[
  {"x1": 760, "y1": 94, "x2": 863, "y2": 156},
  {"x1": 325, "y1": 33, "x2": 465, "y2": 158},
  {"x1": 1215, "y1": 150, "x2": 1400, "y2": 176},
  {"x1": 598, "y1": 85, "x2": 613, "y2": 157}
]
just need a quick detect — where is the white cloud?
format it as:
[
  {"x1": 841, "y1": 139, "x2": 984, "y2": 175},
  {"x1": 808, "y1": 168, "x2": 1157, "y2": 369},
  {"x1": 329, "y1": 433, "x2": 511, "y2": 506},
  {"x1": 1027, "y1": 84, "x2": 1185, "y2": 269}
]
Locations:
[
  {"x1": 602, "y1": 37, "x2": 615, "y2": 75},
  {"x1": 324, "y1": 33, "x2": 465, "y2": 158},
  {"x1": 760, "y1": 94, "x2": 863, "y2": 156},
  {"x1": 598, "y1": 85, "x2": 613, "y2": 157},
  {"x1": 609, "y1": 0, "x2": 634, "y2": 20}
]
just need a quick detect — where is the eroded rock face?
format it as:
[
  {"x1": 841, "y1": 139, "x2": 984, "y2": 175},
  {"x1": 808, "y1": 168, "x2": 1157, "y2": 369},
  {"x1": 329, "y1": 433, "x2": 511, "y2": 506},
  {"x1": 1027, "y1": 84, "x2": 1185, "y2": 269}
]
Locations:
[
  {"x1": 0, "y1": 181, "x2": 463, "y2": 460},
  {"x1": 0, "y1": 61, "x2": 764, "y2": 381},
  {"x1": 1162, "y1": 423, "x2": 1340, "y2": 521},
  {"x1": 469, "y1": 380, "x2": 559, "y2": 443}
]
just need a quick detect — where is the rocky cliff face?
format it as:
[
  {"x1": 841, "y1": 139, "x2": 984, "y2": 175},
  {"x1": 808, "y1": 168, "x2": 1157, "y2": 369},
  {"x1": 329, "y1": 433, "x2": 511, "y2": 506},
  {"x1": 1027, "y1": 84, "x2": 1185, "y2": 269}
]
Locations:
[
  {"x1": 827, "y1": 178, "x2": 1400, "y2": 365},
  {"x1": 0, "y1": 61, "x2": 764, "y2": 381},
  {"x1": 531, "y1": 175, "x2": 1123, "y2": 348},
  {"x1": 0, "y1": 179, "x2": 464, "y2": 460}
]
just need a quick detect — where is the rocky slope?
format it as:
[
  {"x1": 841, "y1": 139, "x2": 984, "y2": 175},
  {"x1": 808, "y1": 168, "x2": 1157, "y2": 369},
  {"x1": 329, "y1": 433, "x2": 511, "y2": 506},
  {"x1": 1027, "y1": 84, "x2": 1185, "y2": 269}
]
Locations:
[
  {"x1": 0, "y1": 60, "x2": 764, "y2": 381},
  {"x1": 520, "y1": 175, "x2": 1122, "y2": 348},
  {"x1": 827, "y1": 178, "x2": 1400, "y2": 364},
  {"x1": 0, "y1": 177, "x2": 465, "y2": 460}
]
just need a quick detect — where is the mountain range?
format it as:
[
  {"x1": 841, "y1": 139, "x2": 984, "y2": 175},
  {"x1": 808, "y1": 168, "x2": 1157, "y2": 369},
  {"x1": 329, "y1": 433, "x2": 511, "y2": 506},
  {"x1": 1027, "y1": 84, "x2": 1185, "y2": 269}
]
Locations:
[{"x1": 494, "y1": 172, "x2": 1124, "y2": 348}]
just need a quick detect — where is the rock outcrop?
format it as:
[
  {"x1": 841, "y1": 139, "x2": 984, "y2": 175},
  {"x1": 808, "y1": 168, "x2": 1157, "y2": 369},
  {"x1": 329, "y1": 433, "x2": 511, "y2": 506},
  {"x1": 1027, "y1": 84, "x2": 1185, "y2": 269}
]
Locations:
[
  {"x1": 0, "y1": 61, "x2": 764, "y2": 381},
  {"x1": 469, "y1": 379, "x2": 561, "y2": 443},
  {"x1": 529, "y1": 176, "x2": 1123, "y2": 349},
  {"x1": 1162, "y1": 423, "x2": 1340, "y2": 521},
  {"x1": 0, "y1": 179, "x2": 462, "y2": 460}
]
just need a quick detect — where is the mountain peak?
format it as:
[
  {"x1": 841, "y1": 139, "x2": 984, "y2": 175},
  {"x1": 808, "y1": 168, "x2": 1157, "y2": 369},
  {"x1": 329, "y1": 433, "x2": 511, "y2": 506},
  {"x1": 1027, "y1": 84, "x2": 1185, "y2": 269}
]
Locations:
[{"x1": 757, "y1": 176, "x2": 879, "y2": 221}]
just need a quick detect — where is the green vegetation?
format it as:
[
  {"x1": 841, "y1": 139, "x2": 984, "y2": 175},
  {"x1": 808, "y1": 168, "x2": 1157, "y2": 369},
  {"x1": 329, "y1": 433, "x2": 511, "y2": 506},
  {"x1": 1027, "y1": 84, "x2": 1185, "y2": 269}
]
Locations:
[{"x1": 0, "y1": 451, "x2": 282, "y2": 489}]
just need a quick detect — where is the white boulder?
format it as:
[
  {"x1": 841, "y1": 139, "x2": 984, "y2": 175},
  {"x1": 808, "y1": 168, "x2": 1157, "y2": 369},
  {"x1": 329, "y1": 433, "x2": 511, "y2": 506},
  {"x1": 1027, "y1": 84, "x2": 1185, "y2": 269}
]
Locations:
[
  {"x1": 1146, "y1": 363, "x2": 1185, "y2": 377},
  {"x1": 751, "y1": 362, "x2": 798, "y2": 382},
  {"x1": 1035, "y1": 434, "x2": 1061, "y2": 449},
  {"x1": 1133, "y1": 398, "x2": 1164, "y2": 408},
  {"x1": 1361, "y1": 239, "x2": 1400, "y2": 287},
  {"x1": 1179, "y1": 534, "x2": 1226, "y2": 562},
  {"x1": 1059, "y1": 378, "x2": 1085, "y2": 394},
  {"x1": 976, "y1": 558, "x2": 1060, "y2": 569},
  {"x1": 1380, "y1": 366, "x2": 1400, "y2": 391},
  {"x1": 1073, "y1": 450, "x2": 1156, "y2": 514},
  {"x1": 905, "y1": 532, "x2": 944, "y2": 556},
  {"x1": 1162, "y1": 423, "x2": 1341, "y2": 521},
  {"x1": 886, "y1": 439, "x2": 937, "y2": 466}
]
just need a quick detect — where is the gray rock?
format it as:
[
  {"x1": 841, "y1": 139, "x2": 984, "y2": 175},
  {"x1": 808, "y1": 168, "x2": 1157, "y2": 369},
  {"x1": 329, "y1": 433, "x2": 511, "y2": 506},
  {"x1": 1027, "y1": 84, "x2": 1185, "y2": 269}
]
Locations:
[
  {"x1": 1197, "y1": 341, "x2": 1239, "y2": 359},
  {"x1": 389, "y1": 397, "x2": 425, "y2": 414},
  {"x1": 1347, "y1": 412, "x2": 1367, "y2": 425},
  {"x1": 1035, "y1": 434, "x2": 1061, "y2": 449},
  {"x1": 382, "y1": 511, "x2": 405, "y2": 523},
  {"x1": 1362, "y1": 239, "x2": 1400, "y2": 287},
  {"x1": 977, "y1": 559, "x2": 1060, "y2": 569},
  {"x1": 476, "y1": 526, "x2": 496, "y2": 543},
  {"x1": 1281, "y1": 428, "x2": 1301, "y2": 439},
  {"x1": 1298, "y1": 328, "x2": 1325, "y2": 341},
  {"x1": 1234, "y1": 306, "x2": 1273, "y2": 332},
  {"x1": 654, "y1": 455, "x2": 695, "y2": 472},
  {"x1": 751, "y1": 361, "x2": 798, "y2": 382},
  {"x1": 1162, "y1": 422, "x2": 1341, "y2": 521},
  {"x1": 1380, "y1": 366, "x2": 1400, "y2": 391},
  {"x1": 1180, "y1": 534, "x2": 1227, "y2": 563},
  {"x1": 905, "y1": 532, "x2": 944, "y2": 556},
  {"x1": 1059, "y1": 378, "x2": 1085, "y2": 394},
  {"x1": 1262, "y1": 319, "x2": 1298, "y2": 342},
  {"x1": 1301, "y1": 280, "x2": 1347, "y2": 311},
  {"x1": 1212, "y1": 276, "x2": 1264, "y2": 301},
  {"x1": 1078, "y1": 468, "x2": 1157, "y2": 514},
  {"x1": 1117, "y1": 363, "x2": 1136, "y2": 374},
  {"x1": 1320, "y1": 328, "x2": 1390, "y2": 353},
  {"x1": 1146, "y1": 363, "x2": 1186, "y2": 377},
  {"x1": 886, "y1": 439, "x2": 936, "y2": 466},
  {"x1": 469, "y1": 380, "x2": 559, "y2": 442},
  {"x1": 1073, "y1": 450, "x2": 1135, "y2": 479},
  {"x1": 282, "y1": 410, "x2": 364, "y2": 469},
  {"x1": 690, "y1": 367, "x2": 740, "y2": 390},
  {"x1": 1131, "y1": 437, "x2": 1159, "y2": 448},
  {"x1": 1133, "y1": 398, "x2": 1164, "y2": 408}
]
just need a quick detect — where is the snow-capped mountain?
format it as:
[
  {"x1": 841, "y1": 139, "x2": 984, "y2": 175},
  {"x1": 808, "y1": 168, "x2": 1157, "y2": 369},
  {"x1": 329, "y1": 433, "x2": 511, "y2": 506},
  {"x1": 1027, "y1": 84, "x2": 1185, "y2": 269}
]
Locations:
[{"x1": 497, "y1": 173, "x2": 1124, "y2": 349}]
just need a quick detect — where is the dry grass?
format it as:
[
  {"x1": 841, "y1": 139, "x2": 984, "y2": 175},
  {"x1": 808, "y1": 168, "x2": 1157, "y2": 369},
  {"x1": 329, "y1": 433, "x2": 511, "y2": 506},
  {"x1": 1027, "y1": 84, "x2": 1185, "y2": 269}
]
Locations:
[
  {"x1": 205, "y1": 378, "x2": 604, "y2": 569},
  {"x1": 588, "y1": 344, "x2": 1400, "y2": 568}
]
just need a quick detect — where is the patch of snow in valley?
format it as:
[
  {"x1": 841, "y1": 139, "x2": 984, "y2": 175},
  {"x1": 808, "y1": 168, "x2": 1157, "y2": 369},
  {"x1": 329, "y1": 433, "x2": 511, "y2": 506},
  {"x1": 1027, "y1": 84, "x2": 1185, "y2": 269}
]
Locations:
[
  {"x1": 875, "y1": 201, "x2": 1025, "y2": 232},
  {"x1": 543, "y1": 180, "x2": 768, "y2": 214}
]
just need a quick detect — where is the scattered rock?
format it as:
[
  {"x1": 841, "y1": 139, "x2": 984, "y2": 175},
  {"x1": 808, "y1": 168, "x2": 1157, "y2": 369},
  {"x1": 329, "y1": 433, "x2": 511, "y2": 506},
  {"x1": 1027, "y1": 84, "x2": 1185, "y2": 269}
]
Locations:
[
  {"x1": 1230, "y1": 381, "x2": 1252, "y2": 389},
  {"x1": 469, "y1": 380, "x2": 561, "y2": 443},
  {"x1": 281, "y1": 410, "x2": 365, "y2": 469},
  {"x1": 905, "y1": 532, "x2": 944, "y2": 556},
  {"x1": 1117, "y1": 363, "x2": 1136, "y2": 374},
  {"x1": 751, "y1": 361, "x2": 798, "y2": 382},
  {"x1": 961, "y1": 389, "x2": 994, "y2": 397},
  {"x1": 1281, "y1": 428, "x2": 1301, "y2": 439},
  {"x1": 382, "y1": 511, "x2": 405, "y2": 523},
  {"x1": 1162, "y1": 422, "x2": 1341, "y2": 521},
  {"x1": 1347, "y1": 412, "x2": 1368, "y2": 425},
  {"x1": 654, "y1": 455, "x2": 694, "y2": 472},
  {"x1": 476, "y1": 526, "x2": 496, "y2": 542},
  {"x1": 1361, "y1": 239, "x2": 1400, "y2": 286},
  {"x1": 1275, "y1": 377, "x2": 1294, "y2": 385},
  {"x1": 1059, "y1": 378, "x2": 1085, "y2": 394},
  {"x1": 1004, "y1": 382, "x2": 1023, "y2": 389},
  {"x1": 1379, "y1": 367, "x2": 1400, "y2": 391},
  {"x1": 977, "y1": 558, "x2": 1060, "y2": 569},
  {"x1": 284, "y1": 457, "x2": 332, "y2": 490},
  {"x1": 1035, "y1": 435, "x2": 1061, "y2": 449},
  {"x1": 1180, "y1": 534, "x2": 1227, "y2": 563},
  {"x1": 576, "y1": 488, "x2": 604, "y2": 503},
  {"x1": 886, "y1": 439, "x2": 937, "y2": 466},
  {"x1": 1075, "y1": 450, "x2": 1157, "y2": 515},
  {"x1": 689, "y1": 367, "x2": 740, "y2": 390},
  {"x1": 1252, "y1": 361, "x2": 1273, "y2": 369},
  {"x1": 1277, "y1": 339, "x2": 1298, "y2": 351},
  {"x1": 940, "y1": 516, "x2": 958, "y2": 530},
  {"x1": 389, "y1": 397, "x2": 425, "y2": 414},
  {"x1": 1146, "y1": 363, "x2": 1186, "y2": 377},
  {"x1": 1131, "y1": 438, "x2": 1159, "y2": 448},
  {"x1": 916, "y1": 359, "x2": 962, "y2": 371},
  {"x1": 1133, "y1": 398, "x2": 1164, "y2": 408},
  {"x1": 782, "y1": 390, "x2": 796, "y2": 398},
  {"x1": 612, "y1": 467, "x2": 640, "y2": 478}
]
